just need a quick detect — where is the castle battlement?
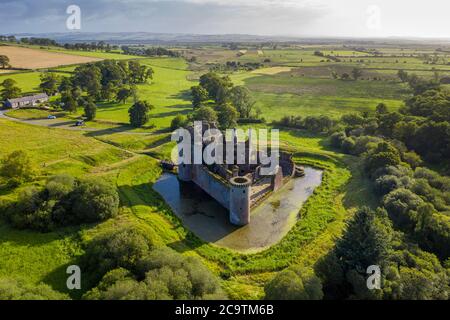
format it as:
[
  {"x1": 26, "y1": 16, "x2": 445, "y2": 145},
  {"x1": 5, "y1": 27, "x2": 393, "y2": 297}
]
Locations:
[{"x1": 177, "y1": 122, "x2": 297, "y2": 226}]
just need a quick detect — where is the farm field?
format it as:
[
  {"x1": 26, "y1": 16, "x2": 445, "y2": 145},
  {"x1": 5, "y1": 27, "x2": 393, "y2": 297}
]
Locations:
[
  {"x1": 0, "y1": 41, "x2": 449, "y2": 300},
  {"x1": 0, "y1": 45, "x2": 102, "y2": 70}
]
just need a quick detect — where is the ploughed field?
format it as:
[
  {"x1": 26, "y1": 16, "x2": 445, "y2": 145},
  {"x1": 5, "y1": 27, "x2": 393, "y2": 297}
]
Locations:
[{"x1": 0, "y1": 45, "x2": 102, "y2": 70}]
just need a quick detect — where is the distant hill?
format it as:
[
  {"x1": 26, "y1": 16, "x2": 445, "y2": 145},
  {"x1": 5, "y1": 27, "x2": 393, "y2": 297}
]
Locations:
[{"x1": 10, "y1": 32, "x2": 450, "y2": 45}]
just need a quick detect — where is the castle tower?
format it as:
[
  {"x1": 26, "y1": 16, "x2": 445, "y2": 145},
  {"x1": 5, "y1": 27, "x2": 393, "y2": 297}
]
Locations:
[
  {"x1": 178, "y1": 163, "x2": 193, "y2": 182},
  {"x1": 229, "y1": 176, "x2": 252, "y2": 226}
]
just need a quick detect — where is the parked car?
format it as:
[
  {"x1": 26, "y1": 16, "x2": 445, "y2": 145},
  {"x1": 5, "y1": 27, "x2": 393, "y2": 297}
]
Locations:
[{"x1": 47, "y1": 115, "x2": 57, "y2": 119}]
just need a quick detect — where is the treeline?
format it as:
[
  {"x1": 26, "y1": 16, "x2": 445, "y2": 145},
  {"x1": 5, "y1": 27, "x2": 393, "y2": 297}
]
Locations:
[
  {"x1": 0, "y1": 36, "x2": 58, "y2": 47},
  {"x1": 62, "y1": 41, "x2": 120, "y2": 52},
  {"x1": 275, "y1": 115, "x2": 335, "y2": 133},
  {"x1": 209, "y1": 61, "x2": 263, "y2": 72},
  {"x1": 121, "y1": 46, "x2": 181, "y2": 57}
]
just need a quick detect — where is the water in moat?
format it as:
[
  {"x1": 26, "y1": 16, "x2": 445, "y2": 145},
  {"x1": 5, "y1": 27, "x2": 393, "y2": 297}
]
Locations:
[{"x1": 153, "y1": 166, "x2": 323, "y2": 253}]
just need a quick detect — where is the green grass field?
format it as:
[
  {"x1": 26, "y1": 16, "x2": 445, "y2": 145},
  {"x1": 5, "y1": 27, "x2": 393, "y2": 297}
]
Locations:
[{"x1": 1, "y1": 43, "x2": 448, "y2": 299}]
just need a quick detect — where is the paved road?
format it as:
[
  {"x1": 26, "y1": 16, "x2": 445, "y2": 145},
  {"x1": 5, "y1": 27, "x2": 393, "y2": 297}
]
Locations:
[
  {"x1": 0, "y1": 110, "x2": 96, "y2": 131},
  {"x1": 0, "y1": 110, "x2": 157, "y2": 135}
]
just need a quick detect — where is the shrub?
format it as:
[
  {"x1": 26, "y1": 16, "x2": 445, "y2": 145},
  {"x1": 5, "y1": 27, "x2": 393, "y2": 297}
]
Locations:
[
  {"x1": 84, "y1": 246, "x2": 225, "y2": 300},
  {"x1": 0, "y1": 151, "x2": 37, "y2": 186},
  {"x1": 383, "y1": 188, "x2": 424, "y2": 229},
  {"x1": 170, "y1": 115, "x2": 188, "y2": 131},
  {"x1": 82, "y1": 228, "x2": 153, "y2": 280},
  {"x1": 4, "y1": 175, "x2": 119, "y2": 232},
  {"x1": 375, "y1": 175, "x2": 402, "y2": 195},
  {"x1": 191, "y1": 106, "x2": 218, "y2": 123},
  {"x1": 265, "y1": 266, "x2": 323, "y2": 300},
  {"x1": 0, "y1": 277, "x2": 69, "y2": 300},
  {"x1": 70, "y1": 178, "x2": 119, "y2": 222},
  {"x1": 330, "y1": 131, "x2": 346, "y2": 148}
]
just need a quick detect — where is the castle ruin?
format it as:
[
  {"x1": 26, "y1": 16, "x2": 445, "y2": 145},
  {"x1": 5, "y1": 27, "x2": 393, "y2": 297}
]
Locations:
[{"x1": 177, "y1": 122, "x2": 302, "y2": 226}]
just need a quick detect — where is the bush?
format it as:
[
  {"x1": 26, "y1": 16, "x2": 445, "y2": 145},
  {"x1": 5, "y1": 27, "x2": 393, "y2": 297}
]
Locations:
[
  {"x1": 0, "y1": 277, "x2": 69, "y2": 300},
  {"x1": 70, "y1": 178, "x2": 119, "y2": 222},
  {"x1": 0, "y1": 151, "x2": 37, "y2": 186},
  {"x1": 84, "y1": 246, "x2": 225, "y2": 300},
  {"x1": 365, "y1": 142, "x2": 402, "y2": 175},
  {"x1": 82, "y1": 228, "x2": 153, "y2": 280},
  {"x1": 330, "y1": 131, "x2": 346, "y2": 148},
  {"x1": 4, "y1": 175, "x2": 119, "y2": 232},
  {"x1": 383, "y1": 188, "x2": 424, "y2": 229},
  {"x1": 264, "y1": 266, "x2": 323, "y2": 300},
  {"x1": 191, "y1": 106, "x2": 218, "y2": 123},
  {"x1": 375, "y1": 175, "x2": 402, "y2": 195},
  {"x1": 170, "y1": 115, "x2": 188, "y2": 131}
]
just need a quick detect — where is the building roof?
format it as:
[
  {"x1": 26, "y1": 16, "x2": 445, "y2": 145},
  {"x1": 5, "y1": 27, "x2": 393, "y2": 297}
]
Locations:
[{"x1": 7, "y1": 93, "x2": 49, "y2": 104}]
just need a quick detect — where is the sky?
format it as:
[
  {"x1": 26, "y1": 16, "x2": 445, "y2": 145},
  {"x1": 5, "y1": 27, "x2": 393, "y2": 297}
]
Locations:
[{"x1": 0, "y1": 0, "x2": 449, "y2": 38}]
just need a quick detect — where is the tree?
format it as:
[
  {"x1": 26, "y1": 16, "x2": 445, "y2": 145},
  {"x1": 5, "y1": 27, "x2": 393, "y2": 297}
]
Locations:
[
  {"x1": 60, "y1": 91, "x2": 78, "y2": 113},
  {"x1": 82, "y1": 228, "x2": 153, "y2": 280},
  {"x1": 351, "y1": 67, "x2": 363, "y2": 80},
  {"x1": 84, "y1": 99, "x2": 97, "y2": 121},
  {"x1": 229, "y1": 86, "x2": 255, "y2": 118},
  {"x1": 365, "y1": 142, "x2": 402, "y2": 174},
  {"x1": 340, "y1": 73, "x2": 351, "y2": 80},
  {"x1": 0, "y1": 151, "x2": 36, "y2": 185},
  {"x1": 341, "y1": 207, "x2": 393, "y2": 266},
  {"x1": 265, "y1": 266, "x2": 323, "y2": 300},
  {"x1": 376, "y1": 103, "x2": 388, "y2": 115},
  {"x1": 72, "y1": 64, "x2": 102, "y2": 100},
  {"x1": 116, "y1": 87, "x2": 132, "y2": 103},
  {"x1": 39, "y1": 73, "x2": 60, "y2": 96},
  {"x1": 0, "y1": 55, "x2": 10, "y2": 69},
  {"x1": 199, "y1": 72, "x2": 233, "y2": 103},
  {"x1": 1, "y1": 78, "x2": 21, "y2": 101},
  {"x1": 84, "y1": 247, "x2": 225, "y2": 300},
  {"x1": 397, "y1": 69, "x2": 409, "y2": 82},
  {"x1": 217, "y1": 103, "x2": 239, "y2": 129},
  {"x1": 382, "y1": 188, "x2": 424, "y2": 229},
  {"x1": 128, "y1": 61, "x2": 154, "y2": 84},
  {"x1": 190, "y1": 85, "x2": 208, "y2": 109},
  {"x1": 58, "y1": 77, "x2": 73, "y2": 92},
  {"x1": 128, "y1": 100, "x2": 153, "y2": 127},
  {"x1": 170, "y1": 115, "x2": 188, "y2": 131},
  {"x1": 407, "y1": 74, "x2": 440, "y2": 95},
  {"x1": 191, "y1": 106, "x2": 218, "y2": 123},
  {"x1": 69, "y1": 178, "x2": 119, "y2": 222},
  {"x1": 100, "y1": 82, "x2": 117, "y2": 101}
]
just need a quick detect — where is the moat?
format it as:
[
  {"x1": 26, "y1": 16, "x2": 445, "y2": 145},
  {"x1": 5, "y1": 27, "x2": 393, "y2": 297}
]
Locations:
[{"x1": 153, "y1": 166, "x2": 323, "y2": 253}]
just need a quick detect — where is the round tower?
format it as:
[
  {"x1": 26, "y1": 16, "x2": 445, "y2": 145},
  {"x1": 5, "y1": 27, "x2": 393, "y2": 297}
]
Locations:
[
  {"x1": 178, "y1": 163, "x2": 192, "y2": 182},
  {"x1": 229, "y1": 176, "x2": 252, "y2": 226}
]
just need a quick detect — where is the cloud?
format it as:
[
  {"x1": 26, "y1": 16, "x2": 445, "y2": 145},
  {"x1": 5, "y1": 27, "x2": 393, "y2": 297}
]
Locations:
[{"x1": 0, "y1": 0, "x2": 449, "y2": 38}]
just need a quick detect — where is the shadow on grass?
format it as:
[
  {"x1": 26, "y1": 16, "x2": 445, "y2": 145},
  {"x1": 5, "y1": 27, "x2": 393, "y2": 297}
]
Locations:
[
  {"x1": 168, "y1": 89, "x2": 191, "y2": 101},
  {"x1": 151, "y1": 108, "x2": 191, "y2": 119}
]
